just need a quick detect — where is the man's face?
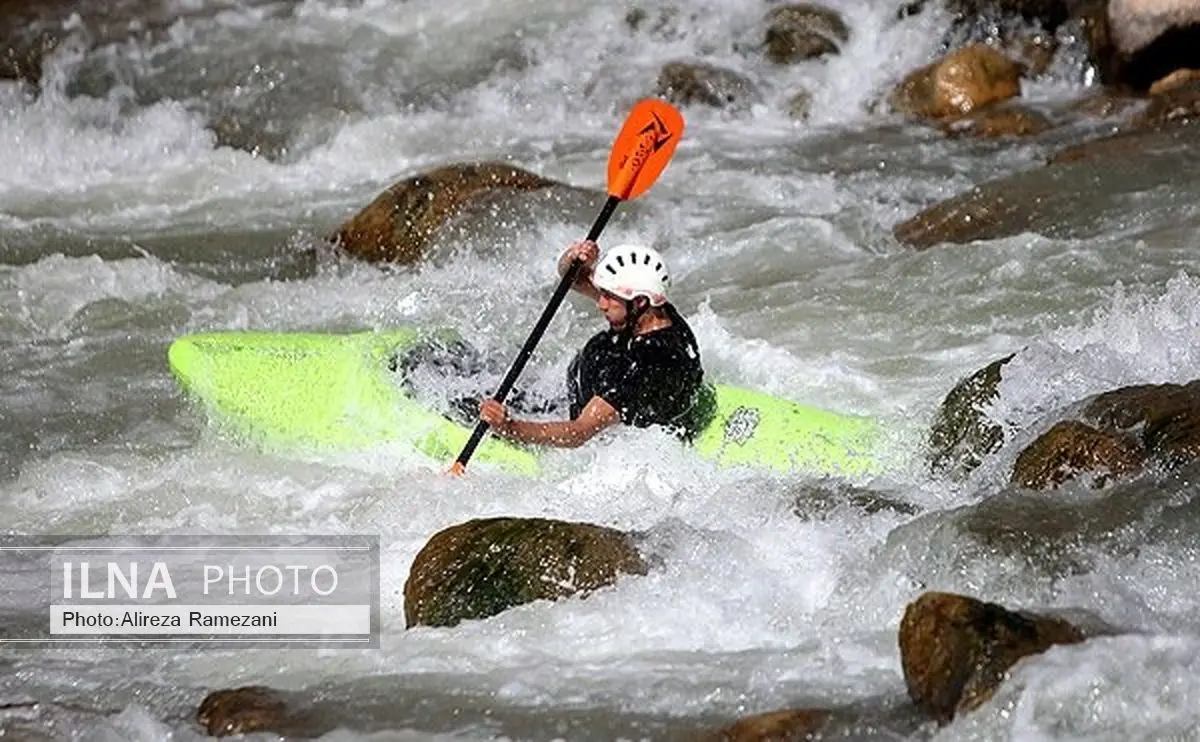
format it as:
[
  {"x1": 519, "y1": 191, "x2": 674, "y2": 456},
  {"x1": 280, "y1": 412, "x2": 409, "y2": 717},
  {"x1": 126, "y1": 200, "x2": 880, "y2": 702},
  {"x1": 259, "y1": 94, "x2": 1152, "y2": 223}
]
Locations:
[{"x1": 597, "y1": 291, "x2": 629, "y2": 329}]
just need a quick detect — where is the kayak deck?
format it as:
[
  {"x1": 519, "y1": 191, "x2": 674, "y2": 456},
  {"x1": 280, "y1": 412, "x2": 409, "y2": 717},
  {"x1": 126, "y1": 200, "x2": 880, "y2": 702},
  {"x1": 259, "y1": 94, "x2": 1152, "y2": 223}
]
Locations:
[{"x1": 168, "y1": 330, "x2": 879, "y2": 476}]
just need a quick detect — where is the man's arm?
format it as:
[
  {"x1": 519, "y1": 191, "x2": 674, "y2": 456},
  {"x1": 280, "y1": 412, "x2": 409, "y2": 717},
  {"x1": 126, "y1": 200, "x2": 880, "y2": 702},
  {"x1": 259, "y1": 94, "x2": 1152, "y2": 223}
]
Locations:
[{"x1": 481, "y1": 395, "x2": 619, "y2": 448}]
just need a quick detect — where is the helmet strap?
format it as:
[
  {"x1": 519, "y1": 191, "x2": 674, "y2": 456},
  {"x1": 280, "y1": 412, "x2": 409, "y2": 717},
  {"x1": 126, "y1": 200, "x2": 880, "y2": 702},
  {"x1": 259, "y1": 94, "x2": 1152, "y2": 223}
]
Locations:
[{"x1": 624, "y1": 297, "x2": 651, "y2": 334}]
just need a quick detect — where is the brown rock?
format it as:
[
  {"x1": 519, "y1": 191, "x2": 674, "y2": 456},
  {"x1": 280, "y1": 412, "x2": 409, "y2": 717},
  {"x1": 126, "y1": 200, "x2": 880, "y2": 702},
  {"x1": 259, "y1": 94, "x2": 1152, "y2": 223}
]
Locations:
[
  {"x1": 928, "y1": 355, "x2": 1015, "y2": 478},
  {"x1": 899, "y1": 592, "x2": 1086, "y2": 722},
  {"x1": 715, "y1": 708, "x2": 831, "y2": 741},
  {"x1": 1132, "y1": 78, "x2": 1200, "y2": 127},
  {"x1": 1082, "y1": 381, "x2": 1200, "y2": 429},
  {"x1": 891, "y1": 44, "x2": 1025, "y2": 120},
  {"x1": 404, "y1": 517, "x2": 648, "y2": 628},
  {"x1": 940, "y1": 104, "x2": 1053, "y2": 137},
  {"x1": 1149, "y1": 67, "x2": 1200, "y2": 94},
  {"x1": 1012, "y1": 420, "x2": 1145, "y2": 489},
  {"x1": 196, "y1": 687, "x2": 288, "y2": 737},
  {"x1": 1084, "y1": 380, "x2": 1200, "y2": 464},
  {"x1": 764, "y1": 4, "x2": 850, "y2": 64},
  {"x1": 656, "y1": 61, "x2": 762, "y2": 110},
  {"x1": 332, "y1": 162, "x2": 555, "y2": 264}
]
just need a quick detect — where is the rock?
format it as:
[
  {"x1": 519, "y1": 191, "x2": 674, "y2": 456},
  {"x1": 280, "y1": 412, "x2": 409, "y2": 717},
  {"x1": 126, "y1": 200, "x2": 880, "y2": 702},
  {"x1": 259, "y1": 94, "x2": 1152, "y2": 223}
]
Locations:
[
  {"x1": 928, "y1": 355, "x2": 1015, "y2": 478},
  {"x1": 403, "y1": 517, "x2": 648, "y2": 628},
  {"x1": 712, "y1": 708, "x2": 831, "y2": 741},
  {"x1": 0, "y1": 30, "x2": 56, "y2": 88},
  {"x1": 1088, "y1": 0, "x2": 1200, "y2": 90},
  {"x1": 787, "y1": 89, "x2": 814, "y2": 120},
  {"x1": 655, "y1": 61, "x2": 762, "y2": 111},
  {"x1": 207, "y1": 115, "x2": 292, "y2": 161},
  {"x1": 899, "y1": 592, "x2": 1086, "y2": 722},
  {"x1": 1051, "y1": 81, "x2": 1199, "y2": 165},
  {"x1": 1131, "y1": 78, "x2": 1200, "y2": 127},
  {"x1": 1008, "y1": 381, "x2": 1200, "y2": 489},
  {"x1": 894, "y1": 121, "x2": 1200, "y2": 248},
  {"x1": 1085, "y1": 380, "x2": 1200, "y2": 464},
  {"x1": 1109, "y1": 0, "x2": 1200, "y2": 55},
  {"x1": 1011, "y1": 420, "x2": 1145, "y2": 489},
  {"x1": 790, "y1": 482, "x2": 920, "y2": 518},
  {"x1": 196, "y1": 687, "x2": 288, "y2": 737},
  {"x1": 624, "y1": 5, "x2": 698, "y2": 42},
  {"x1": 332, "y1": 162, "x2": 557, "y2": 264},
  {"x1": 763, "y1": 4, "x2": 850, "y2": 64},
  {"x1": 1148, "y1": 67, "x2": 1200, "y2": 94},
  {"x1": 890, "y1": 44, "x2": 1025, "y2": 121},
  {"x1": 939, "y1": 103, "x2": 1053, "y2": 137}
]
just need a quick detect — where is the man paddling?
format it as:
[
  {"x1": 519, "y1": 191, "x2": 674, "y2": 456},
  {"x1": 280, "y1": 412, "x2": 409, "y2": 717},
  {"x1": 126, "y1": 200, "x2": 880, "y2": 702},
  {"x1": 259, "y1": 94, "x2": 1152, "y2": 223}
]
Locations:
[{"x1": 479, "y1": 239, "x2": 715, "y2": 448}]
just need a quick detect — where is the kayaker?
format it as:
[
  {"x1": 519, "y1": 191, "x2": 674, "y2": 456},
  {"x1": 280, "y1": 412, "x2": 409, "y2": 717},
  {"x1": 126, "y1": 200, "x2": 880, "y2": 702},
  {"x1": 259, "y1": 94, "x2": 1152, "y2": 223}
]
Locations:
[{"x1": 479, "y1": 239, "x2": 715, "y2": 448}]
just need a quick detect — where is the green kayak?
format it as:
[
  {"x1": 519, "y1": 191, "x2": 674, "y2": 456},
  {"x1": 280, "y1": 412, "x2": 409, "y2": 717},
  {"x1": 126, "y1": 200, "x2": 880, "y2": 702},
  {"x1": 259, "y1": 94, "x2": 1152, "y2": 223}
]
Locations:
[{"x1": 167, "y1": 329, "x2": 880, "y2": 477}]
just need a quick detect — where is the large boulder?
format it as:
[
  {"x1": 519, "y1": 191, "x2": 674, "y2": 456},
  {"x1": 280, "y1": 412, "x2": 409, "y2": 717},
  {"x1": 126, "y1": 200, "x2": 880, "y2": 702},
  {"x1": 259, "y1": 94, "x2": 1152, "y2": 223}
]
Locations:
[
  {"x1": 1110, "y1": 0, "x2": 1200, "y2": 53},
  {"x1": 889, "y1": 44, "x2": 1025, "y2": 121},
  {"x1": 332, "y1": 162, "x2": 559, "y2": 264},
  {"x1": 404, "y1": 517, "x2": 648, "y2": 628},
  {"x1": 1011, "y1": 380, "x2": 1200, "y2": 489},
  {"x1": 1011, "y1": 420, "x2": 1145, "y2": 489},
  {"x1": 899, "y1": 592, "x2": 1087, "y2": 722},
  {"x1": 1079, "y1": 0, "x2": 1200, "y2": 90}
]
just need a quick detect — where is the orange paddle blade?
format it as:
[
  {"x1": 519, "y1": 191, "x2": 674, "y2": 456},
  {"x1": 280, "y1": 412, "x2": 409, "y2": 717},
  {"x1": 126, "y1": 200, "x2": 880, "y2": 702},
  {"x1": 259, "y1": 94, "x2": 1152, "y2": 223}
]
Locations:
[{"x1": 607, "y1": 99, "x2": 684, "y2": 201}]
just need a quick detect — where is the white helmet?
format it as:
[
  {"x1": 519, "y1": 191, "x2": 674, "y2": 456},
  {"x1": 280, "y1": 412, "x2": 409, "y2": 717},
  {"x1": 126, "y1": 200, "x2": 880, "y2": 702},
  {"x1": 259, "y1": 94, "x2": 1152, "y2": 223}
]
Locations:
[{"x1": 592, "y1": 244, "x2": 670, "y2": 306}]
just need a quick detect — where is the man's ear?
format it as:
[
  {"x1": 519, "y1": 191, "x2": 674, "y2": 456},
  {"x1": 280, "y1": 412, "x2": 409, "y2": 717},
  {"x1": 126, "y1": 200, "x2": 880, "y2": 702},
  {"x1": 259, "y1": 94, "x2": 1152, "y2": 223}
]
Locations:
[{"x1": 633, "y1": 296, "x2": 650, "y2": 312}]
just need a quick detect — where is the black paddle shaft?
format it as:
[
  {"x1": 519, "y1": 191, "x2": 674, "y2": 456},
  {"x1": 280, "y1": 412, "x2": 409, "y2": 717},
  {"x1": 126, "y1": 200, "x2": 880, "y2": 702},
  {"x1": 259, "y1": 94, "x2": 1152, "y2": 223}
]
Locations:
[{"x1": 454, "y1": 195, "x2": 621, "y2": 470}]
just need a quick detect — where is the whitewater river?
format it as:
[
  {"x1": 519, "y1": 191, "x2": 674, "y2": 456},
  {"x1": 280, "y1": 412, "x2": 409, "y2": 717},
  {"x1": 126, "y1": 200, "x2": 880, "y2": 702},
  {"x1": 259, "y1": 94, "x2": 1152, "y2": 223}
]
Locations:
[{"x1": 3, "y1": 0, "x2": 1200, "y2": 739}]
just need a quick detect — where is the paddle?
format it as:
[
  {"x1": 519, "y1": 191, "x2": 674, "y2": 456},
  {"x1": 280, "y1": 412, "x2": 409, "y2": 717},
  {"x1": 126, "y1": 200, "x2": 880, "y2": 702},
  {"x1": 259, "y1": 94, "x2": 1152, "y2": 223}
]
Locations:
[{"x1": 448, "y1": 99, "x2": 685, "y2": 476}]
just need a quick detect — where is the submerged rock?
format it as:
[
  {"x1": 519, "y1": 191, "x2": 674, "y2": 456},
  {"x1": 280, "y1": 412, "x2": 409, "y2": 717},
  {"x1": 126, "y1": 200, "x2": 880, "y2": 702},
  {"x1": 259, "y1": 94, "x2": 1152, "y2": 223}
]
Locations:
[
  {"x1": 711, "y1": 708, "x2": 832, "y2": 741},
  {"x1": 332, "y1": 162, "x2": 559, "y2": 264},
  {"x1": 899, "y1": 592, "x2": 1087, "y2": 722},
  {"x1": 404, "y1": 517, "x2": 648, "y2": 628},
  {"x1": 656, "y1": 61, "x2": 762, "y2": 111},
  {"x1": 893, "y1": 120, "x2": 1200, "y2": 247},
  {"x1": 197, "y1": 686, "x2": 289, "y2": 737},
  {"x1": 939, "y1": 103, "x2": 1054, "y2": 137}
]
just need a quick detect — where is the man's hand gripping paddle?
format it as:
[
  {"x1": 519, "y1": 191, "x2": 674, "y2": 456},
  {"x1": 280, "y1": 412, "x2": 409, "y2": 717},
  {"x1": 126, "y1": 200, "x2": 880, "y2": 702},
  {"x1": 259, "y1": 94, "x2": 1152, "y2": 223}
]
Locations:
[{"x1": 448, "y1": 99, "x2": 685, "y2": 476}]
